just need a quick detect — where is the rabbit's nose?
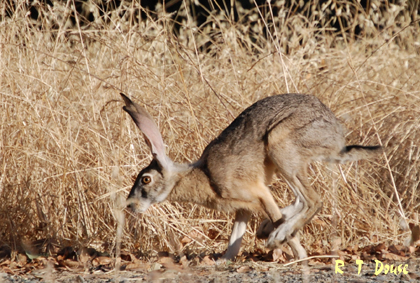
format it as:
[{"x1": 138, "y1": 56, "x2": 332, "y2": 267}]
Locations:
[{"x1": 127, "y1": 202, "x2": 137, "y2": 212}]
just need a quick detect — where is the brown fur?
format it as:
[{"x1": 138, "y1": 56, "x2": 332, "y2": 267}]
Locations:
[{"x1": 167, "y1": 166, "x2": 262, "y2": 213}]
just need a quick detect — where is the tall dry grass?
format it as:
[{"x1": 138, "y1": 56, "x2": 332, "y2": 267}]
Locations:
[{"x1": 0, "y1": 1, "x2": 419, "y2": 259}]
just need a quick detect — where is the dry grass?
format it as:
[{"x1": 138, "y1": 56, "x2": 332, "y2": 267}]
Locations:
[{"x1": 0, "y1": 1, "x2": 419, "y2": 260}]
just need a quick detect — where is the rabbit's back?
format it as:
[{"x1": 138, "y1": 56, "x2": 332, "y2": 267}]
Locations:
[{"x1": 200, "y1": 93, "x2": 346, "y2": 199}]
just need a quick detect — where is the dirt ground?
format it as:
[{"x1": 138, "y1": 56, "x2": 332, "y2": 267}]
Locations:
[
  {"x1": 1, "y1": 257, "x2": 420, "y2": 283},
  {"x1": 1, "y1": 237, "x2": 420, "y2": 282}
]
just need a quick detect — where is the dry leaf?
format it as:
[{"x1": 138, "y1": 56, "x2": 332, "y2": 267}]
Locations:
[
  {"x1": 181, "y1": 230, "x2": 204, "y2": 245},
  {"x1": 237, "y1": 266, "x2": 251, "y2": 273},
  {"x1": 126, "y1": 262, "x2": 150, "y2": 271},
  {"x1": 410, "y1": 224, "x2": 420, "y2": 244},
  {"x1": 124, "y1": 262, "x2": 142, "y2": 271},
  {"x1": 373, "y1": 243, "x2": 386, "y2": 254},
  {"x1": 158, "y1": 256, "x2": 174, "y2": 265},
  {"x1": 207, "y1": 228, "x2": 220, "y2": 240},
  {"x1": 80, "y1": 247, "x2": 99, "y2": 257},
  {"x1": 1, "y1": 266, "x2": 15, "y2": 275},
  {"x1": 78, "y1": 247, "x2": 98, "y2": 264},
  {"x1": 17, "y1": 254, "x2": 28, "y2": 265},
  {"x1": 92, "y1": 256, "x2": 112, "y2": 266},
  {"x1": 382, "y1": 252, "x2": 408, "y2": 261},
  {"x1": 78, "y1": 253, "x2": 90, "y2": 265},
  {"x1": 120, "y1": 252, "x2": 138, "y2": 262},
  {"x1": 59, "y1": 259, "x2": 82, "y2": 269},
  {"x1": 388, "y1": 244, "x2": 406, "y2": 256},
  {"x1": 180, "y1": 255, "x2": 189, "y2": 268},
  {"x1": 272, "y1": 248, "x2": 285, "y2": 262},
  {"x1": 409, "y1": 246, "x2": 416, "y2": 254},
  {"x1": 190, "y1": 257, "x2": 200, "y2": 267},
  {"x1": 351, "y1": 244, "x2": 360, "y2": 253},
  {"x1": 200, "y1": 255, "x2": 214, "y2": 266},
  {"x1": 351, "y1": 254, "x2": 360, "y2": 261},
  {"x1": 337, "y1": 250, "x2": 348, "y2": 261},
  {"x1": 312, "y1": 246, "x2": 324, "y2": 255},
  {"x1": 361, "y1": 251, "x2": 372, "y2": 261},
  {"x1": 57, "y1": 247, "x2": 75, "y2": 261},
  {"x1": 0, "y1": 259, "x2": 11, "y2": 266}
]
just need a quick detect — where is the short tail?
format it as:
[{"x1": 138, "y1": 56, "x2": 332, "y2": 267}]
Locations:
[{"x1": 338, "y1": 145, "x2": 382, "y2": 163}]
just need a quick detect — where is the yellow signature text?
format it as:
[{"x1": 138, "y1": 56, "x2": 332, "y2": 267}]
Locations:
[{"x1": 335, "y1": 259, "x2": 409, "y2": 276}]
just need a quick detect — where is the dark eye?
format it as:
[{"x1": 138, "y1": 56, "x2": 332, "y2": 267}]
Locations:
[{"x1": 141, "y1": 176, "x2": 151, "y2": 184}]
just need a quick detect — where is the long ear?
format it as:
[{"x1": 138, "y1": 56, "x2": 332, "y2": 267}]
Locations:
[{"x1": 121, "y1": 93, "x2": 170, "y2": 168}]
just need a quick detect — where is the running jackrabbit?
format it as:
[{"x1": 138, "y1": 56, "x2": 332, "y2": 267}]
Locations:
[{"x1": 122, "y1": 93, "x2": 381, "y2": 260}]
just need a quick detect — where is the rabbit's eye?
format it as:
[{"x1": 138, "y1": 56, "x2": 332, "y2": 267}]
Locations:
[{"x1": 141, "y1": 176, "x2": 152, "y2": 184}]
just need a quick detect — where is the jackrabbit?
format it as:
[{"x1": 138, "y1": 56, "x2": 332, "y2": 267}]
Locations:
[{"x1": 122, "y1": 93, "x2": 381, "y2": 260}]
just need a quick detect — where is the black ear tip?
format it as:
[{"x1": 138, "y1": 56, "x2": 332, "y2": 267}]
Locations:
[{"x1": 120, "y1": 93, "x2": 133, "y2": 106}]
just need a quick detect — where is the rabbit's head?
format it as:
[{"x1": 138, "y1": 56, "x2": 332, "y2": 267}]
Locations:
[
  {"x1": 126, "y1": 159, "x2": 172, "y2": 213},
  {"x1": 121, "y1": 93, "x2": 174, "y2": 213}
]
